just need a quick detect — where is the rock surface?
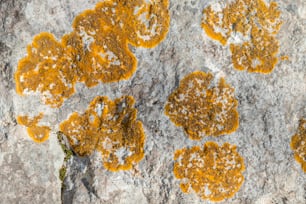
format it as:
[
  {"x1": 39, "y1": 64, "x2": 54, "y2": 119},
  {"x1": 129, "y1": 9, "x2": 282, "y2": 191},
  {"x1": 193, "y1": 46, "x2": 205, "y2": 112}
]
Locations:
[{"x1": 0, "y1": 0, "x2": 305, "y2": 203}]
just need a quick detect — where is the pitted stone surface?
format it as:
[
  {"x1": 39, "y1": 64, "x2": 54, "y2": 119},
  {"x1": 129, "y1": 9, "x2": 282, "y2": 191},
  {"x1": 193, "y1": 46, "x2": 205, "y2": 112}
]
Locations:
[{"x1": 0, "y1": 0, "x2": 305, "y2": 203}]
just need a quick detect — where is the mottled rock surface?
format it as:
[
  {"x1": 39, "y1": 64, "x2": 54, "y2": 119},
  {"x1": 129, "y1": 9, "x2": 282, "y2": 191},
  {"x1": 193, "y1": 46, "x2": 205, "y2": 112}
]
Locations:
[{"x1": 0, "y1": 0, "x2": 305, "y2": 203}]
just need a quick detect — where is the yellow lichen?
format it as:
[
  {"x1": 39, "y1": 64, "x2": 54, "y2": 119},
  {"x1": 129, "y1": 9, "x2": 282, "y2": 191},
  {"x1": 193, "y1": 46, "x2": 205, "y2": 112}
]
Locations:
[
  {"x1": 165, "y1": 71, "x2": 239, "y2": 140},
  {"x1": 15, "y1": 0, "x2": 170, "y2": 107},
  {"x1": 202, "y1": 0, "x2": 282, "y2": 73},
  {"x1": 59, "y1": 95, "x2": 145, "y2": 172},
  {"x1": 174, "y1": 142, "x2": 245, "y2": 202},
  {"x1": 95, "y1": 0, "x2": 170, "y2": 48},
  {"x1": 290, "y1": 119, "x2": 306, "y2": 172},
  {"x1": 16, "y1": 113, "x2": 50, "y2": 143},
  {"x1": 15, "y1": 33, "x2": 76, "y2": 108}
]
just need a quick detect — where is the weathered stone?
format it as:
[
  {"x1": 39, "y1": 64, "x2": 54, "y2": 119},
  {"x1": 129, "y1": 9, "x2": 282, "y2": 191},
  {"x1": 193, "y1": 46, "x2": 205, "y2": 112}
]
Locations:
[{"x1": 0, "y1": 0, "x2": 305, "y2": 203}]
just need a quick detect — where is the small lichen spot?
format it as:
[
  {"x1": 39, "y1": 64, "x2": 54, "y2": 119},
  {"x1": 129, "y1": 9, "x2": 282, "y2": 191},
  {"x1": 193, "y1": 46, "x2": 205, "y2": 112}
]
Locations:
[
  {"x1": 290, "y1": 119, "x2": 306, "y2": 173},
  {"x1": 17, "y1": 113, "x2": 50, "y2": 143}
]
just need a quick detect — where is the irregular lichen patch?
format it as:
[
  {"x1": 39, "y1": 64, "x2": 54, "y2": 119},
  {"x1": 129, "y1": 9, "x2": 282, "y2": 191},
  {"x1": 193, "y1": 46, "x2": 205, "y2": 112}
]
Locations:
[
  {"x1": 290, "y1": 119, "x2": 306, "y2": 172},
  {"x1": 59, "y1": 96, "x2": 145, "y2": 171},
  {"x1": 15, "y1": 33, "x2": 76, "y2": 108},
  {"x1": 174, "y1": 142, "x2": 245, "y2": 202},
  {"x1": 165, "y1": 71, "x2": 239, "y2": 140},
  {"x1": 202, "y1": 0, "x2": 282, "y2": 73},
  {"x1": 15, "y1": 0, "x2": 170, "y2": 107},
  {"x1": 68, "y1": 10, "x2": 137, "y2": 86},
  {"x1": 95, "y1": 0, "x2": 170, "y2": 48},
  {"x1": 16, "y1": 113, "x2": 50, "y2": 143}
]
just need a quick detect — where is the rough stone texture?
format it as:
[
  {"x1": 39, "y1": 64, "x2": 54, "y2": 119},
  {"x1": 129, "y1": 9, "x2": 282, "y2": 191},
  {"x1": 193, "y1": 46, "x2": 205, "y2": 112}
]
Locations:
[{"x1": 0, "y1": 0, "x2": 305, "y2": 203}]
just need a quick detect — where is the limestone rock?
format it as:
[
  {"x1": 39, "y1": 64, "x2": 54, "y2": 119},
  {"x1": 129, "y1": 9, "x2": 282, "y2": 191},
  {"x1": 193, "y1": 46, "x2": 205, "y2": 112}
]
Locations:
[{"x1": 0, "y1": 0, "x2": 305, "y2": 203}]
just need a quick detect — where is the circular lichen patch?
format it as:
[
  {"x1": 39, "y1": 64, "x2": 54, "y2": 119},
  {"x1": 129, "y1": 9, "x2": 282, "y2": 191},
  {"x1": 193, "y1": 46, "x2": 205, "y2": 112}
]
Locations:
[
  {"x1": 173, "y1": 142, "x2": 245, "y2": 202},
  {"x1": 165, "y1": 71, "x2": 239, "y2": 140}
]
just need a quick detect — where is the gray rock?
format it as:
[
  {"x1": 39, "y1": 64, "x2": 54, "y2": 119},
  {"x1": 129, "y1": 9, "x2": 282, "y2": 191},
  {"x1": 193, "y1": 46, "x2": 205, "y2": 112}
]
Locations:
[{"x1": 0, "y1": 0, "x2": 305, "y2": 203}]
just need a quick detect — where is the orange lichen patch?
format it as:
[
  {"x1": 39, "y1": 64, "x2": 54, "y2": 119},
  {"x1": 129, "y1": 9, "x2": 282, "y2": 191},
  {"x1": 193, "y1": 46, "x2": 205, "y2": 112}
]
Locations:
[
  {"x1": 15, "y1": 33, "x2": 76, "y2": 108},
  {"x1": 95, "y1": 0, "x2": 170, "y2": 48},
  {"x1": 290, "y1": 119, "x2": 306, "y2": 172},
  {"x1": 15, "y1": 1, "x2": 169, "y2": 107},
  {"x1": 174, "y1": 142, "x2": 245, "y2": 202},
  {"x1": 165, "y1": 71, "x2": 239, "y2": 140},
  {"x1": 202, "y1": 0, "x2": 282, "y2": 73},
  {"x1": 62, "y1": 30, "x2": 137, "y2": 87},
  {"x1": 59, "y1": 96, "x2": 145, "y2": 171},
  {"x1": 16, "y1": 113, "x2": 50, "y2": 143},
  {"x1": 68, "y1": 8, "x2": 138, "y2": 85}
]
